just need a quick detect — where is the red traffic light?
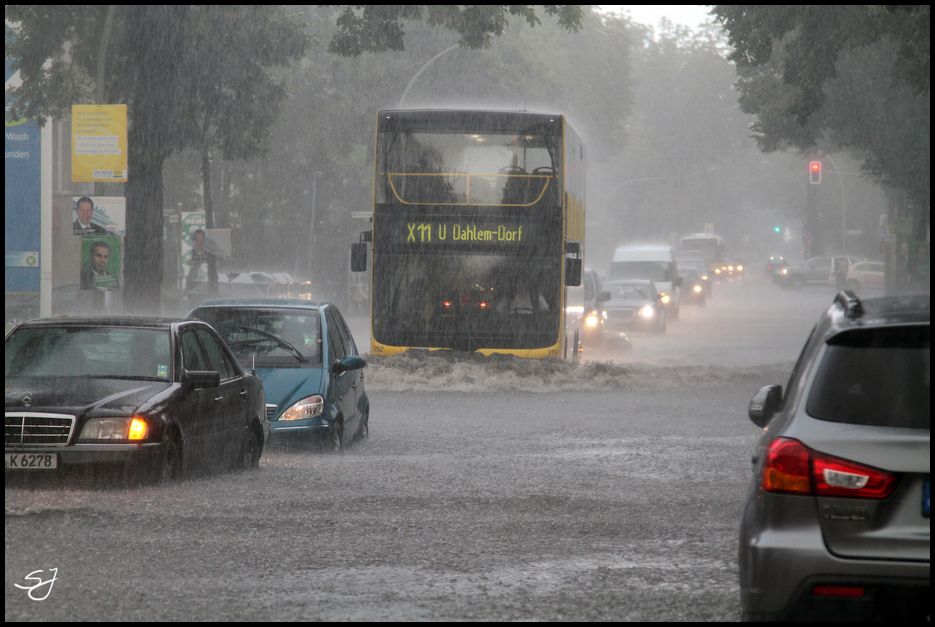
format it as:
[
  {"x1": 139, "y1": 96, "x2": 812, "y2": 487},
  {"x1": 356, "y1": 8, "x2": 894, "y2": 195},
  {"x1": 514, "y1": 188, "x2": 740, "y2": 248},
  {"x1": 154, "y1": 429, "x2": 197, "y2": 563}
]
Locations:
[{"x1": 809, "y1": 161, "x2": 822, "y2": 184}]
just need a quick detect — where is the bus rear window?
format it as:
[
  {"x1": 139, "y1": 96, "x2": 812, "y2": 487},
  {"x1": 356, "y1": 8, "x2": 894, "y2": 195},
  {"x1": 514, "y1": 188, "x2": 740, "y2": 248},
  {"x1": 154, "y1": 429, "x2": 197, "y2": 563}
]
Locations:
[{"x1": 806, "y1": 325, "x2": 930, "y2": 428}]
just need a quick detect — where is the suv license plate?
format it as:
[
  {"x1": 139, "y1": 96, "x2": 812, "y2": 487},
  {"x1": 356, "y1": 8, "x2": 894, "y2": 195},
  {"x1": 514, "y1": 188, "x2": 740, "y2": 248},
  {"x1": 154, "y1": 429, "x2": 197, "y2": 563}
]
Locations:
[
  {"x1": 923, "y1": 480, "x2": 930, "y2": 517},
  {"x1": 5, "y1": 453, "x2": 58, "y2": 470}
]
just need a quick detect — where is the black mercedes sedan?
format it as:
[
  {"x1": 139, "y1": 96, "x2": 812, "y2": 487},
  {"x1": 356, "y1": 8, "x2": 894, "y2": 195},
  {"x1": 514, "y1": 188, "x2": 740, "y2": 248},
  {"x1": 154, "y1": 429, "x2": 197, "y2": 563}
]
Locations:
[{"x1": 5, "y1": 317, "x2": 268, "y2": 484}]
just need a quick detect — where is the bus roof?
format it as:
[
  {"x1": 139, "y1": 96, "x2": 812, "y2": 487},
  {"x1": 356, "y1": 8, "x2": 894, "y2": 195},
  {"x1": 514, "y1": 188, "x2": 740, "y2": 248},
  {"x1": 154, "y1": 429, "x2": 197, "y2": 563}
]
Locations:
[{"x1": 377, "y1": 109, "x2": 565, "y2": 133}]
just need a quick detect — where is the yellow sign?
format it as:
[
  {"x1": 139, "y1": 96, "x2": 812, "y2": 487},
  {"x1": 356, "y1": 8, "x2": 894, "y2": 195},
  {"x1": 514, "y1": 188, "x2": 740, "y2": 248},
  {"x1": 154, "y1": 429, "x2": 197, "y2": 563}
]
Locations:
[
  {"x1": 405, "y1": 222, "x2": 524, "y2": 244},
  {"x1": 71, "y1": 105, "x2": 128, "y2": 182}
]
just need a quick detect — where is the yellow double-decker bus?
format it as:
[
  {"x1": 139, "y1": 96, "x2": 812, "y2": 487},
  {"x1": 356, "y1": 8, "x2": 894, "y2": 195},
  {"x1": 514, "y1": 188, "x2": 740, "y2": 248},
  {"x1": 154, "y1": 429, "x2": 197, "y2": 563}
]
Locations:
[{"x1": 351, "y1": 109, "x2": 586, "y2": 359}]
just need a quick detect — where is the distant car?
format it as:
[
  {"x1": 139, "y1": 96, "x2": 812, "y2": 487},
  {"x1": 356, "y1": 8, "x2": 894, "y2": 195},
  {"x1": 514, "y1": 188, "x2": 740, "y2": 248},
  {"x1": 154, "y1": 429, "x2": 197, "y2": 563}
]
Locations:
[
  {"x1": 5, "y1": 317, "x2": 268, "y2": 484},
  {"x1": 845, "y1": 261, "x2": 885, "y2": 291},
  {"x1": 675, "y1": 256, "x2": 714, "y2": 298},
  {"x1": 727, "y1": 254, "x2": 745, "y2": 277},
  {"x1": 602, "y1": 279, "x2": 666, "y2": 336},
  {"x1": 582, "y1": 268, "x2": 611, "y2": 348},
  {"x1": 765, "y1": 255, "x2": 788, "y2": 275},
  {"x1": 678, "y1": 268, "x2": 706, "y2": 307},
  {"x1": 714, "y1": 255, "x2": 744, "y2": 280},
  {"x1": 773, "y1": 256, "x2": 860, "y2": 290},
  {"x1": 611, "y1": 245, "x2": 681, "y2": 320},
  {"x1": 740, "y1": 292, "x2": 930, "y2": 621},
  {"x1": 188, "y1": 299, "x2": 368, "y2": 451}
]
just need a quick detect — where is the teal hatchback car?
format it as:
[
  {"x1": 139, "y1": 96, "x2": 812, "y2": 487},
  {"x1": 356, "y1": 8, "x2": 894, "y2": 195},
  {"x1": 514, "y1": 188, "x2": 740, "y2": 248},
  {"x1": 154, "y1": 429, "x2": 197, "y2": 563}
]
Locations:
[{"x1": 188, "y1": 299, "x2": 368, "y2": 450}]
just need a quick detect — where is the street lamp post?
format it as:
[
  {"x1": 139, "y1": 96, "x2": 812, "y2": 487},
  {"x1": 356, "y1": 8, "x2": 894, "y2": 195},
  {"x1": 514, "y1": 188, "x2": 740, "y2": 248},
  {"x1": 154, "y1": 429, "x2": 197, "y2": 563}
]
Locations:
[{"x1": 398, "y1": 44, "x2": 460, "y2": 108}]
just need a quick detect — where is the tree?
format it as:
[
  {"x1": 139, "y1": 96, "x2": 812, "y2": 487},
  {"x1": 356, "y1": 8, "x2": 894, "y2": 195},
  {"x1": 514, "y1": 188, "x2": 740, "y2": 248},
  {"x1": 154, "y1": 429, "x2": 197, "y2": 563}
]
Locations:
[
  {"x1": 165, "y1": 6, "x2": 610, "y2": 302},
  {"x1": 328, "y1": 5, "x2": 583, "y2": 55},
  {"x1": 5, "y1": 6, "x2": 311, "y2": 311},
  {"x1": 713, "y1": 6, "x2": 929, "y2": 269}
]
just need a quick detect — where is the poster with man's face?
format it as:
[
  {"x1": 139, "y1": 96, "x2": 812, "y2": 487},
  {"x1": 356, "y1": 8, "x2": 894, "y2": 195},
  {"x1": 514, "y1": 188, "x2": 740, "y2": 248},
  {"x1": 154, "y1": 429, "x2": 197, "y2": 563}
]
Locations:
[
  {"x1": 79, "y1": 235, "x2": 122, "y2": 291},
  {"x1": 72, "y1": 196, "x2": 126, "y2": 236}
]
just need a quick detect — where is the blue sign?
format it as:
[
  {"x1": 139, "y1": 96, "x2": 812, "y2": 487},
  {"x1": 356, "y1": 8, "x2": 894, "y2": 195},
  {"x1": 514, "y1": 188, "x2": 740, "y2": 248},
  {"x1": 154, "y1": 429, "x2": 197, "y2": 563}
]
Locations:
[
  {"x1": 6, "y1": 23, "x2": 42, "y2": 292},
  {"x1": 5, "y1": 118, "x2": 41, "y2": 291}
]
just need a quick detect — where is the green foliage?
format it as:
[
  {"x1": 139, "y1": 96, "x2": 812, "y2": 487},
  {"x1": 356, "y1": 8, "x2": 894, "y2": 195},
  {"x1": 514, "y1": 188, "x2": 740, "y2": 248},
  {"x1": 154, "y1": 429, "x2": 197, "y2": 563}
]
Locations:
[
  {"x1": 328, "y1": 5, "x2": 582, "y2": 56},
  {"x1": 713, "y1": 5, "x2": 929, "y2": 242},
  {"x1": 5, "y1": 6, "x2": 311, "y2": 310},
  {"x1": 180, "y1": 7, "x2": 631, "y2": 293}
]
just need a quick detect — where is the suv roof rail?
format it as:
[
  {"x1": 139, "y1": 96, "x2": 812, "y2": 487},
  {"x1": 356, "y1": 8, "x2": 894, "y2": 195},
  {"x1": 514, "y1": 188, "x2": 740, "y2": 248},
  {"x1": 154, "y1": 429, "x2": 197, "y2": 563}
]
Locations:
[{"x1": 834, "y1": 290, "x2": 864, "y2": 319}]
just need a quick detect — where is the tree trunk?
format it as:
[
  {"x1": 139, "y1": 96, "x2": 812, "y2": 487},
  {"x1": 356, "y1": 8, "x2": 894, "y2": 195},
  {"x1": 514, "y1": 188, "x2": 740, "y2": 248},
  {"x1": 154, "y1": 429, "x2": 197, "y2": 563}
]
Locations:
[
  {"x1": 121, "y1": 5, "x2": 189, "y2": 314},
  {"x1": 124, "y1": 142, "x2": 167, "y2": 314}
]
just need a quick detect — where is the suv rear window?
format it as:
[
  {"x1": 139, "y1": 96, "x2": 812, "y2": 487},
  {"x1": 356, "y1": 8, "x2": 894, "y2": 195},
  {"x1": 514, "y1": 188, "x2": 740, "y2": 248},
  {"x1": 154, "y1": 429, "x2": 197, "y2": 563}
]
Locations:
[{"x1": 806, "y1": 325, "x2": 930, "y2": 428}]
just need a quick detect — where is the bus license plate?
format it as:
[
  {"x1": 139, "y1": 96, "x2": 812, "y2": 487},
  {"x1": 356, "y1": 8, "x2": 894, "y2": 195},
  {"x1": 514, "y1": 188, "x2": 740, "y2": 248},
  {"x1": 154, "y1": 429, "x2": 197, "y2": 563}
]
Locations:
[
  {"x1": 5, "y1": 453, "x2": 58, "y2": 470},
  {"x1": 923, "y1": 480, "x2": 930, "y2": 517}
]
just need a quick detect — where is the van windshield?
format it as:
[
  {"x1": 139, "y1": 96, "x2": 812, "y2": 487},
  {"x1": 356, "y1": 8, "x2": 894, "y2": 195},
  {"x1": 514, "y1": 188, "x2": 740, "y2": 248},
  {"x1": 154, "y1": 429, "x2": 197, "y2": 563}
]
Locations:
[{"x1": 610, "y1": 261, "x2": 672, "y2": 282}]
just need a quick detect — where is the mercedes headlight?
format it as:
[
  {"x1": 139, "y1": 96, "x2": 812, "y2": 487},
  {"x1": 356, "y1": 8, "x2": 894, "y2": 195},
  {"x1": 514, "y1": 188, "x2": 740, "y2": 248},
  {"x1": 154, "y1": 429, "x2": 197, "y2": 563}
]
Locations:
[
  {"x1": 78, "y1": 417, "x2": 148, "y2": 441},
  {"x1": 280, "y1": 395, "x2": 324, "y2": 421}
]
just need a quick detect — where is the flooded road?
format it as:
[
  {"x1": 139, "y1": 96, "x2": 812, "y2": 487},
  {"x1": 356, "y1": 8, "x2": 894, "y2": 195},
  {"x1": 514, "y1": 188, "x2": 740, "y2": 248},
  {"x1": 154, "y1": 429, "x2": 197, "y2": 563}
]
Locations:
[{"x1": 6, "y1": 275, "x2": 852, "y2": 620}]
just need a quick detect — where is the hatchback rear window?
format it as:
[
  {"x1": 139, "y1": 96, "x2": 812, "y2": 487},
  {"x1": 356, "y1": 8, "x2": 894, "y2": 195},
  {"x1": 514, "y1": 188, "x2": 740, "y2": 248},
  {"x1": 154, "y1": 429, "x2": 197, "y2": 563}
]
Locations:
[{"x1": 806, "y1": 325, "x2": 930, "y2": 428}]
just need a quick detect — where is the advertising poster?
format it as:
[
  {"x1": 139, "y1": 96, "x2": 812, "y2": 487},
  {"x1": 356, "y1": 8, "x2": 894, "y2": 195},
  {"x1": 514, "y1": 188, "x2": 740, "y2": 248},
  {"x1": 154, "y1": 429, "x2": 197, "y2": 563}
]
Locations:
[
  {"x1": 71, "y1": 104, "x2": 128, "y2": 182},
  {"x1": 72, "y1": 196, "x2": 126, "y2": 236},
  {"x1": 4, "y1": 118, "x2": 41, "y2": 292},
  {"x1": 79, "y1": 235, "x2": 122, "y2": 291},
  {"x1": 204, "y1": 229, "x2": 232, "y2": 260},
  {"x1": 181, "y1": 212, "x2": 206, "y2": 291}
]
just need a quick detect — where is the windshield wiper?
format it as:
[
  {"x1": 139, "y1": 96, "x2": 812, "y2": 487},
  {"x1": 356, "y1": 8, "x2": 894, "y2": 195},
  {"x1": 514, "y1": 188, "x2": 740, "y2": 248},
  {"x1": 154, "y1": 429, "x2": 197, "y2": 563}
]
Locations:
[{"x1": 234, "y1": 325, "x2": 308, "y2": 363}]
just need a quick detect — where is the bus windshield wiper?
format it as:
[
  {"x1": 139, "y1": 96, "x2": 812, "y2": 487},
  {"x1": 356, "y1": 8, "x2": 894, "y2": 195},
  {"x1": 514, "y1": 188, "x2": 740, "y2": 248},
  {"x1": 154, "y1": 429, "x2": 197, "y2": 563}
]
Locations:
[{"x1": 235, "y1": 325, "x2": 308, "y2": 363}]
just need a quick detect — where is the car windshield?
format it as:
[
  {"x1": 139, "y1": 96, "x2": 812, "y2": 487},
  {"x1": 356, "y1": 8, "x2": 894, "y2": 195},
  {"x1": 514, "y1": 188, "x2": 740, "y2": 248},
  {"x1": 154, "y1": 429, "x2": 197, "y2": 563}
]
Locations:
[
  {"x1": 679, "y1": 260, "x2": 705, "y2": 274},
  {"x1": 610, "y1": 261, "x2": 672, "y2": 282},
  {"x1": 806, "y1": 325, "x2": 930, "y2": 428},
  {"x1": 607, "y1": 283, "x2": 653, "y2": 300},
  {"x1": 5, "y1": 326, "x2": 172, "y2": 380},
  {"x1": 192, "y1": 307, "x2": 322, "y2": 367}
]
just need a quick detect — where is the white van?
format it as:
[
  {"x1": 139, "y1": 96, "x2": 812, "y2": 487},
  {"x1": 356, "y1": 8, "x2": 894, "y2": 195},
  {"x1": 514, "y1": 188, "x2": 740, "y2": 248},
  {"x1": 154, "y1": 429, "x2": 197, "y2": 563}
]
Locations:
[{"x1": 610, "y1": 245, "x2": 681, "y2": 320}]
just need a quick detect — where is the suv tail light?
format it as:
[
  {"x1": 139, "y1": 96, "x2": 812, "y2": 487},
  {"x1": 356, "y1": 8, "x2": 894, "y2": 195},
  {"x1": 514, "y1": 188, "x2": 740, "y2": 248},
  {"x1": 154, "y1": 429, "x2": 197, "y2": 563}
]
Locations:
[{"x1": 763, "y1": 437, "x2": 898, "y2": 498}]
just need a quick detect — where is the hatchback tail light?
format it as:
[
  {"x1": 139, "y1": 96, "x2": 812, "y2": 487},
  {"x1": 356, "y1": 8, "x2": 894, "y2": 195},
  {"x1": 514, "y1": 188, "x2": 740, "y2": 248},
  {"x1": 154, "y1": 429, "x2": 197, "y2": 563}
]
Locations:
[{"x1": 762, "y1": 437, "x2": 898, "y2": 498}]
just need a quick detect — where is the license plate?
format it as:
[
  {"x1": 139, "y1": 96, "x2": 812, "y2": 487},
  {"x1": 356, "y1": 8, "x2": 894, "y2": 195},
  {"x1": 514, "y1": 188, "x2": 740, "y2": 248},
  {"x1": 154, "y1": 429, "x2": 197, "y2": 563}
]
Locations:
[
  {"x1": 5, "y1": 453, "x2": 58, "y2": 470},
  {"x1": 924, "y1": 480, "x2": 930, "y2": 517}
]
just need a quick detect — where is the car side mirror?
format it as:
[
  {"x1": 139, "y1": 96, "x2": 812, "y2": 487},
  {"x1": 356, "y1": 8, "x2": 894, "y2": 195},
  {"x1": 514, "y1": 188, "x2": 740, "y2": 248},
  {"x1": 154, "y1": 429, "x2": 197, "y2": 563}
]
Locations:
[
  {"x1": 185, "y1": 370, "x2": 221, "y2": 389},
  {"x1": 748, "y1": 385, "x2": 782, "y2": 428},
  {"x1": 332, "y1": 354, "x2": 367, "y2": 375},
  {"x1": 598, "y1": 290, "x2": 611, "y2": 303}
]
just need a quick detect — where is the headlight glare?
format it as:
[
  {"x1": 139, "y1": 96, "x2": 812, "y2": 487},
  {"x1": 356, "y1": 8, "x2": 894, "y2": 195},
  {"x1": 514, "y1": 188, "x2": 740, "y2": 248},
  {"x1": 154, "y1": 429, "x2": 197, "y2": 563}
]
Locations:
[
  {"x1": 639, "y1": 305, "x2": 655, "y2": 318},
  {"x1": 79, "y1": 417, "x2": 143, "y2": 441},
  {"x1": 280, "y1": 395, "x2": 324, "y2": 421}
]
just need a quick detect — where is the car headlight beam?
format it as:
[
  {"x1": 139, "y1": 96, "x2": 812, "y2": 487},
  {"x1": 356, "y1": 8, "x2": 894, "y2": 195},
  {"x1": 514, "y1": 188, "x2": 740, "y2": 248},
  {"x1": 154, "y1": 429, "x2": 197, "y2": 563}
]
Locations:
[
  {"x1": 78, "y1": 416, "x2": 148, "y2": 441},
  {"x1": 280, "y1": 395, "x2": 325, "y2": 421}
]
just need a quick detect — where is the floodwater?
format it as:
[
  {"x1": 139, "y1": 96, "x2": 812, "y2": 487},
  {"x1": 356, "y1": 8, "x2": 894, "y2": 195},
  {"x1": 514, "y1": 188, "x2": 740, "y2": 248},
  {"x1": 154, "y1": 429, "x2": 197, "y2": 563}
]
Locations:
[{"x1": 6, "y1": 274, "x2": 860, "y2": 620}]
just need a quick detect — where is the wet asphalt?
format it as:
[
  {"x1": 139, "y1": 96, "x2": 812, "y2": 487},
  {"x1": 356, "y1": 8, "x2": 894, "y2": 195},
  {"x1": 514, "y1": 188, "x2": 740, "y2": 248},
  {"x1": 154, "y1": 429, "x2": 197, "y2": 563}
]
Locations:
[{"x1": 6, "y1": 276, "x2": 851, "y2": 620}]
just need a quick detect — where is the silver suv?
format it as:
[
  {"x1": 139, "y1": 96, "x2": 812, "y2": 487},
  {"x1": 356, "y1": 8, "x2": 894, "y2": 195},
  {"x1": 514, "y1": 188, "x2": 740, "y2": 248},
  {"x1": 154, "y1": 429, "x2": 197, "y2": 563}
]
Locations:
[
  {"x1": 773, "y1": 256, "x2": 861, "y2": 290},
  {"x1": 740, "y1": 291, "x2": 930, "y2": 621}
]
